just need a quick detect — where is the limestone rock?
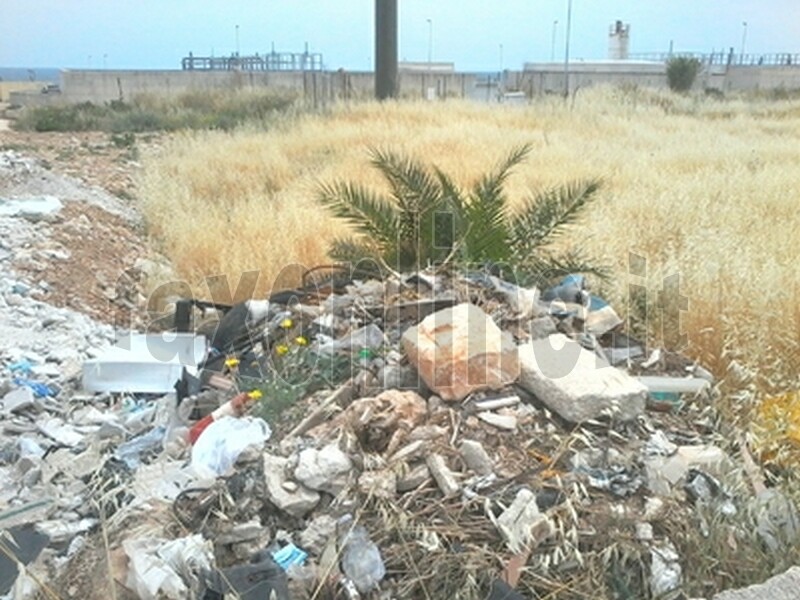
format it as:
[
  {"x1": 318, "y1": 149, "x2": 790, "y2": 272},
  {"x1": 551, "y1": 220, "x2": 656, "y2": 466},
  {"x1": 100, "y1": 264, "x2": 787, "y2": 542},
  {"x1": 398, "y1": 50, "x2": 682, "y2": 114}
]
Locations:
[
  {"x1": 517, "y1": 334, "x2": 647, "y2": 422},
  {"x1": 294, "y1": 444, "x2": 353, "y2": 495},
  {"x1": 263, "y1": 453, "x2": 320, "y2": 517},
  {"x1": 459, "y1": 439, "x2": 493, "y2": 476}
]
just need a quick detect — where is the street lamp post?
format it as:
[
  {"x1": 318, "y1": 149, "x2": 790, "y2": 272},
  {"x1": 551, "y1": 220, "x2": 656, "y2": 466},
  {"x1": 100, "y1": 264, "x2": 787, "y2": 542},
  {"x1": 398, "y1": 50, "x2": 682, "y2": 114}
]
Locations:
[
  {"x1": 551, "y1": 20, "x2": 558, "y2": 61},
  {"x1": 740, "y1": 21, "x2": 748, "y2": 64},
  {"x1": 236, "y1": 24, "x2": 240, "y2": 57},
  {"x1": 426, "y1": 19, "x2": 433, "y2": 70}
]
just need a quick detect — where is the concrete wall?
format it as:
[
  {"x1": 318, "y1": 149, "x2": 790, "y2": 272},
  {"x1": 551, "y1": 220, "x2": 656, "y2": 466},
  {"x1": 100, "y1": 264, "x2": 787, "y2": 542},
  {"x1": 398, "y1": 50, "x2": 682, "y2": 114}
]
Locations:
[
  {"x1": 49, "y1": 69, "x2": 488, "y2": 104},
  {"x1": 9, "y1": 64, "x2": 800, "y2": 108},
  {"x1": 514, "y1": 62, "x2": 800, "y2": 95},
  {"x1": 0, "y1": 82, "x2": 43, "y2": 102},
  {"x1": 513, "y1": 62, "x2": 667, "y2": 94}
]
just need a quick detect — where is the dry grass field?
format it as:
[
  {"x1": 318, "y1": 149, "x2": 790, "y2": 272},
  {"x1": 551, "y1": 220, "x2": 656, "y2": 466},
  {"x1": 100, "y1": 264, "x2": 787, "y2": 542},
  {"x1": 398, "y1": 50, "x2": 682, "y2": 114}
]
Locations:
[{"x1": 138, "y1": 86, "x2": 800, "y2": 419}]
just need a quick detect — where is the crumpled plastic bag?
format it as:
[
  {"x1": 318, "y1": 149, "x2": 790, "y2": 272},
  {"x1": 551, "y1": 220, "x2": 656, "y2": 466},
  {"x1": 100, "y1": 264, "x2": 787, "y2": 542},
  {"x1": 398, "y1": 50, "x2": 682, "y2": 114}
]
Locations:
[
  {"x1": 191, "y1": 416, "x2": 271, "y2": 476},
  {"x1": 123, "y1": 534, "x2": 213, "y2": 600}
]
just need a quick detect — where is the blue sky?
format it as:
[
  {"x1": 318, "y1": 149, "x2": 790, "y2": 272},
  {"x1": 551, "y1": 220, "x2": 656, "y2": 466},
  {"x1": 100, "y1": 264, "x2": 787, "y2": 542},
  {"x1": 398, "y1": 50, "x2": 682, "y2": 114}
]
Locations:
[{"x1": 1, "y1": 1, "x2": 798, "y2": 71}]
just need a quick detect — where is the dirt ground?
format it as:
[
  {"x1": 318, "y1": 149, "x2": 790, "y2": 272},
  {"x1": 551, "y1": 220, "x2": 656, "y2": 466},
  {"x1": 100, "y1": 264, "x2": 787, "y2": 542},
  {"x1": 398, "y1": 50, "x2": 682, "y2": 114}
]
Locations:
[{"x1": 0, "y1": 126, "x2": 166, "y2": 325}]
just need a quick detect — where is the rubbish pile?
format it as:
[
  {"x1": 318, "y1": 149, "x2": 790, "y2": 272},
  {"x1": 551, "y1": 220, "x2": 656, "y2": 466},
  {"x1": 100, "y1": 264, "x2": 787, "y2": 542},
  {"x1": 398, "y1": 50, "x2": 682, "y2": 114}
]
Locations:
[{"x1": 1, "y1": 265, "x2": 799, "y2": 599}]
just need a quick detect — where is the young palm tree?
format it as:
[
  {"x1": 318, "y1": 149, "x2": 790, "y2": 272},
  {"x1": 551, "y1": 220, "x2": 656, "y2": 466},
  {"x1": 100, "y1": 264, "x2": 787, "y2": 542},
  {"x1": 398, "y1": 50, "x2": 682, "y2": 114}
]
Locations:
[{"x1": 317, "y1": 144, "x2": 605, "y2": 284}]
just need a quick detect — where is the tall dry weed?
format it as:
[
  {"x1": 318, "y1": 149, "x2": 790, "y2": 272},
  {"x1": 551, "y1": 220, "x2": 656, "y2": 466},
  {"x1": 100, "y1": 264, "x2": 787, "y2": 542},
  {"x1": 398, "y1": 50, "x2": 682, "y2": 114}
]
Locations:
[{"x1": 138, "y1": 86, "x2": 800, "y2": 407}]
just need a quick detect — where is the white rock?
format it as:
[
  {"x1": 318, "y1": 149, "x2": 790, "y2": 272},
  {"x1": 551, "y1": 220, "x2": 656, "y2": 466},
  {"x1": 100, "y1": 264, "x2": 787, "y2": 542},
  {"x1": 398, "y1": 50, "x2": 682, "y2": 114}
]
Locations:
[
  {"x1": 263, "y1": 453, "x2": 320, "y2": 517},
  {"x1": 712, "y1": 566, "x2": 800, "y2": 600},
  {"x1": 294, "y1": 444, "x2": 353, "y2": 495},
  {"x1": 358, "y1": 469, "x2": 397, "y2": 499},
  {"x1": 459, "y1": 439, "x2": 493, "y2": 476},
  {"x1": 517, "y1": 334, "x2": 647, "y2": 422},
  {"x1": 3, "y1": 387, "x2": 36, "y2": 413}
]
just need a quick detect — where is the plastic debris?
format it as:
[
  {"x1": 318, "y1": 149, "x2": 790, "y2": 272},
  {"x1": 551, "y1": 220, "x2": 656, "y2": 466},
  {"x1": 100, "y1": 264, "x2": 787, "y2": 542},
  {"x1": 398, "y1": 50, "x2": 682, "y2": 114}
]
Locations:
[
  {"x1": 272, "y1": 542, "x2": 308, "y2": 571},
  {"x1": 338, "y1": 515, "x2": 386, "y2": 594},
  {"x1": 190, "y1": 416, "x2": 270, "y2": 476}
]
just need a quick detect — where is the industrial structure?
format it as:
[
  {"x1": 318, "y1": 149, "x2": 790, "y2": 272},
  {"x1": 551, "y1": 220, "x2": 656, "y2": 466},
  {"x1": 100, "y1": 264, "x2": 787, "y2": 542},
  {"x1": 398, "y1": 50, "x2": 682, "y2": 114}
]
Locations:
[
  {"x1": 181, "y1": 46, "x2": 323, "y2": 72},
  {"x1": 608, "y1": 21, "x2": 630, "y2": 60},
  {"x1": 8, "y1": 19, "x2": 800, "y2": 108}
]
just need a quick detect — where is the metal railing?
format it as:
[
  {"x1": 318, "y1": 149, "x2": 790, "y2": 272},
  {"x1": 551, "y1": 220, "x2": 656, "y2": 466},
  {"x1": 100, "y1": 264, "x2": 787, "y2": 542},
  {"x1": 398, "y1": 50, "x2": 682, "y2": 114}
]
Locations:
[
  {"x1": 629, "y1": 51, "x2": 800, "y2": 67},
  {"x1": 181, "y1": 52, "x2": 324, "y2": 72}
]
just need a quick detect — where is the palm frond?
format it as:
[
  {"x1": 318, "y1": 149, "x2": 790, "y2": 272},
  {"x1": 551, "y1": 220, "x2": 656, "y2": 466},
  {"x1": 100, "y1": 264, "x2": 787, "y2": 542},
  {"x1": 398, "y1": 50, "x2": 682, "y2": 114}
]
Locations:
[
  {"x1": 473, "y1": 143, "x2": 532, "y2": 205},
  {"x1": 317, "y1": 181, "x2": 398, "y2": 247},
  {"x1": 327, "y1": 237, "x2": 381, "y2": 268},
  {"x1": 433, "y1": 167, "x2": 468, "y2": 256},
  {"x1": 369, "y1": 148, "x2": 445, "y2": 217},
  {"x1": 509, "y1": 178, "x2": 603, "y2": 259},
  {"x1": 369, "y1": 148, "x2": 454, "y2": 268},
  {"x1": 463, "y1": 144, "x2": 531, "y2": 261}
]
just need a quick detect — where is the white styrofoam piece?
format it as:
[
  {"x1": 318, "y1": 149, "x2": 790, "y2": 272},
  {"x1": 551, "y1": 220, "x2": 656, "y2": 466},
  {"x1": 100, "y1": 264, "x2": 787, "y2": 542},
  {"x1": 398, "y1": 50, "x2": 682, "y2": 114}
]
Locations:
[{"x1": 82, "y1": 333, "x2": 206, "y2": 394}]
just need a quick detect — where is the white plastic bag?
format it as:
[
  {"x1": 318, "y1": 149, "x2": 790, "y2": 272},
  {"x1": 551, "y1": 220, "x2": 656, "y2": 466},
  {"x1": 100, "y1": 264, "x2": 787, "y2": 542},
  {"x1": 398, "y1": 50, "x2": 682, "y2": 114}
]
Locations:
[{"x1": 191, "y1": 416, "x2": 271, "y2": 476}]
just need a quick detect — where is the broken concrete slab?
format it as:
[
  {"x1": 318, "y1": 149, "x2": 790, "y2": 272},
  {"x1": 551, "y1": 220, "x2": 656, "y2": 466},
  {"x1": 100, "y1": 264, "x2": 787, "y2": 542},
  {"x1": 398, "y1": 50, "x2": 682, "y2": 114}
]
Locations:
[
  {"x1": 517, "y1": 334, "x2": 647, "y2": 422},
  {"x1": 215, "y1": 519, "x2": 270, "y2": 546},
  {"x1": 263, "y1": 453, "x2": 320, "y2": 518},
  {"x1": 402, "y1": 302, "x2": 520, "y2": 402},
  {"x1": 712, "y1": 566, "x2": 800, "y2": 600},
  {"x1": 293, "y1": 444, "x2": 353, "y2": 495}
]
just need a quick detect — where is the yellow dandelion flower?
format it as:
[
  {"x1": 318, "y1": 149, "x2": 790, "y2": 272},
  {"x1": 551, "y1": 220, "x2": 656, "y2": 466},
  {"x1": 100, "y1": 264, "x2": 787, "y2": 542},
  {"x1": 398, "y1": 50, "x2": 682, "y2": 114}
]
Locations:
[
  {"x1": 247, "y1": 390, "x2": 263, "y2": 400},
  {"x1": 275, "y1": 344, "x2": 290, "y2": 356},
  {"x1": 280, "y1": 318, "x2": 293, "y2": 329},
  {"x1": 224, "y1": 357, "x2": 240, "y2": 368},
  {"x1": 295, "y1": 336, "x2": 308, "y2": 346}
]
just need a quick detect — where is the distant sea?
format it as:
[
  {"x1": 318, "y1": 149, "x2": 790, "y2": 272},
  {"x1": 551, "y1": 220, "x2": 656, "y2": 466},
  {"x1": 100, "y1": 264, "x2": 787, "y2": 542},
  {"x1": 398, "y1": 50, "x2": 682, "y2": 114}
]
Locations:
[{"x1": 0, "y1": 67, "x2": 60, "y2": 82}]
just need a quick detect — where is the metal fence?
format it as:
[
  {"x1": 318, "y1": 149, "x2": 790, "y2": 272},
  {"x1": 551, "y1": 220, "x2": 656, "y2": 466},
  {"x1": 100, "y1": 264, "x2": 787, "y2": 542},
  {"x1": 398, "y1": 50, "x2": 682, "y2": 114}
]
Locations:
[
  {"x1": 181, "y1": 52, "x2": 324, "y2": 72},
  {"x1": 629, "y1": 52, "x2": 800, "y2": 67}
]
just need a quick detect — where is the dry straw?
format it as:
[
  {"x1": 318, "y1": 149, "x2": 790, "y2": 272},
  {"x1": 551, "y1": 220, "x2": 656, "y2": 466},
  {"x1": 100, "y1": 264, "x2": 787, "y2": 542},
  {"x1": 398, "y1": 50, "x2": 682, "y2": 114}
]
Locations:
[{"x1": 139, "y1": 85, "x2": 800, "y2": 416}]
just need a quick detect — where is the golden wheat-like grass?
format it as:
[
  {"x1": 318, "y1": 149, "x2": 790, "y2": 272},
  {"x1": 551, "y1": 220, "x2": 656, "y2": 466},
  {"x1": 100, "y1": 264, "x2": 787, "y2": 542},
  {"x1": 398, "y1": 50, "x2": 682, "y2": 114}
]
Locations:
[{"x1": 138, "y1": 87, "x2": 800, "y2": 395}]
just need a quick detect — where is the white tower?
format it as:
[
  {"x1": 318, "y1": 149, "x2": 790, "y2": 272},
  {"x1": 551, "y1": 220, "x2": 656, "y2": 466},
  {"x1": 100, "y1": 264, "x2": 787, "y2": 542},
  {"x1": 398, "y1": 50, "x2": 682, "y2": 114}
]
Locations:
[{"x1": 608, "y1": 20, "x2": 630, "y2": 60}]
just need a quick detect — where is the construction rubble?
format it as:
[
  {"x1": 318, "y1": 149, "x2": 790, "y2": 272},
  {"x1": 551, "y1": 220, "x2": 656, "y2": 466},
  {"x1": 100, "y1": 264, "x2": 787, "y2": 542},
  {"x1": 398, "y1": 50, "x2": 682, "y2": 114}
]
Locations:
[{"x1": 1, "y1": 260, "x2": 799, "y2": 600}]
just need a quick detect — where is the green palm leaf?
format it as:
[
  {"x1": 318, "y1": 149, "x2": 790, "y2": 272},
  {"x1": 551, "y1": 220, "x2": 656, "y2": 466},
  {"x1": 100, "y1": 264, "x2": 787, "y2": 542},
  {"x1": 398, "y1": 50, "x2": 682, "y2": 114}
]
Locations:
[
  {"x1": 509, "y1": 178, "x2": 602, "y2": 260},
  {"x1": 317, "y1": 181, "x2": 398, "y2": 247},
  {"x1": 464, "y1": 144, "x2": 532, "y2": 261}
]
